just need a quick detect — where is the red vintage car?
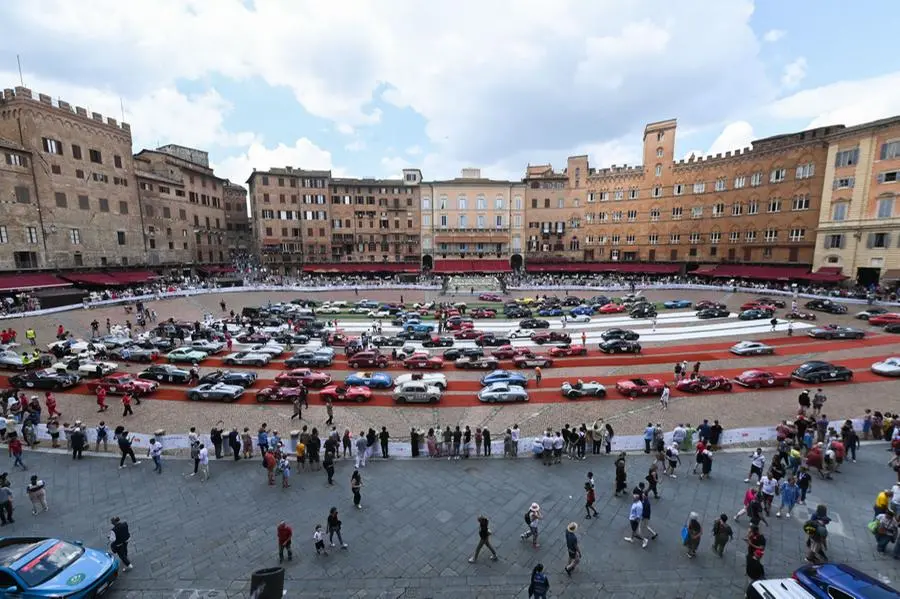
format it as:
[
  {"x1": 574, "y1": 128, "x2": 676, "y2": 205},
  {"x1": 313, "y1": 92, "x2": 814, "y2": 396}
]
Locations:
[
  {"x1": 532, "y1": 331, "x2": 572, "y2": 345},
  {"x1": 275, "y1": 368, "x2": 332, "y2": 388},
  {"x1": 491, "y1": 345, "x2": 533, "y2": 360},
  {"x1": 733, "y1": 369, "x2": 792, "y2": 389},
  {"x1": 548, "y1": 344, "x2": 588, "y2": 357},
  {"x1": 319, "y1": 384, "x2": 372, "y2": 403},
  {"x1": 445, "y1": 318, "x2": 474, "y2": 331},
  {"x1": 675, "y1": 375, "x2": 733, "y2": 393},
  {"x1": 694, "y1": 300, "x2": 718, "y2": 310},
  {"x1": 470, "y1": 308, "x2": 497, "y2": 319},
  {"x1": 348, "y1": 351, "x2": 389, "y2": 369},
  {"x1": 403, "y1": 354, "x2": 444, "y2": 370},
  {"x1": 478, "y1": 293, "x2": 503, "y2": 302},
  {"x1": 869, "y1": 313, "x2": 900, "y2": 326},
  {"x1": 598, "y1": 303, "x2": 627, "y2": 314},
  {"x1": 453, "y1": 328, "x2": 484, "y2": 340},
  {"x1": 740, "y1": 301, "x2": 776, "y2": 312},
  {"x1": 615, "y1": 378, "x2": 665, "y2": 398},
  {"x1": 255, "y1": 385, "x2": 302, "y2": 403},
  {"x1": 236, "y1": 332, "x2": 271, "y2": 344},
  {"x1": 325, "y1": 331, "x2": 357, "y2": 347},
  {"x1": 785, "y1": 311, "x2": 817, "y2": 321},
  {"x1": 86, "y1": 373, "x2": 159, "y2": 396}
]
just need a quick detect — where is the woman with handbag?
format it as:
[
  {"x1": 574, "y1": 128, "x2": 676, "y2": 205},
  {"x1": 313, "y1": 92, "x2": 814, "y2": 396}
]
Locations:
[{"x1": 684, "y1": 512, "x2": 702, "y2": 558}]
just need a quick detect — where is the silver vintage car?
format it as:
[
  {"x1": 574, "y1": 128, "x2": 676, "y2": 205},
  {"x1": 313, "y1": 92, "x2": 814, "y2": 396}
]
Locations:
[{"x1": 392, "y1": 381, "x2": 443, "y2": 404}]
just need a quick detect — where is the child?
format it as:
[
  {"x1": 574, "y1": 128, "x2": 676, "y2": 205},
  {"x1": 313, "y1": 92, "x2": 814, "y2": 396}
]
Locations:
[
  {"x1": 279, "y1": 456, "x2": 291, "y2": 488},
  {"x1": 584, "y1": 482, "x2": 598, "y2": 519},
  {"x1": 314, "y1": 525, "x2": 328, "y2": 556},
  {"x1": 776, "y1": 476, "x2": 800, "y2": 518}
]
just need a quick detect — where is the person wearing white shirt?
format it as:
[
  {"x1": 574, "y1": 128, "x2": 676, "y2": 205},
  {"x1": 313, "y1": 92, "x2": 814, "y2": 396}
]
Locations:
[
  {"x1": 510, "y1": 425, "x2": 520, "y2": 457},
  {"x1": 552, "y1": 433, "x2": 564, "y2": 464},
  {"x1": 659, "y1": 386, "x2": 670, "y2": 410},
  {"x1": 198, "y1": 444, "x2": 210, "y2": 481},
  {"x1": 541, "y1": 432, "x2": 554, "y2": 466},
  {"x1": 744, "y1": 448, "x2": 766, "y2": 483},
  {"x1": 758, "y1": 475, "x2": 777, "y2": 515},
  {"x1": 624, "y1": 497, "x2": 648, "y2": 547},
  {"x1": 147, "y1": 438, "x2": 163, "y2": 474}
]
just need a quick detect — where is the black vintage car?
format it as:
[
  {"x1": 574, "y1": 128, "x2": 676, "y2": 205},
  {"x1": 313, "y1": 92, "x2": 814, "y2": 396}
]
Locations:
[
  {"x1": 442, "y1": 347, "x2": 484, "y2": 361},
  {"x1": 422, "y1": 335, "x2": 455, "y2": 348},
  {"x1": 791, "y1": 360, "x2": 853, "y2": 383},
  {"x1": 629, "y1": 304, "x2": 658, "y2": 318},
  {"x1": 199, "y1": 369, "x2": 257, "y2": 388},
  {"x1": 271, "y1": 332, "x2": 311, "y2": 345},
  {"x1": 138, "y1": 364, "x2": 192, "y2": 384},
  {"x1": 804, "y1": 299, "x2": 848, "y2": 314},
  {"x1": 518, "y1": 318, "x2": 550, "y2": 329},
  {"x1": 372, "y1": 335, "x2": 407, "y2": 348},
  {"x1": 475, "y1": 333, "x2": 512, "y2": 347},
  {"x1": 9, "y1": 369, "x2": 80, "y2": 390},
  {"x1": 697, "y1": 307, "x2": 731, "y2": 319},
  {"x1": 601, "y1": 328, "x2": 640, "y2": 341},
  {"x1": 599, "y1": 339, "x2": 642, "y2": 354}
]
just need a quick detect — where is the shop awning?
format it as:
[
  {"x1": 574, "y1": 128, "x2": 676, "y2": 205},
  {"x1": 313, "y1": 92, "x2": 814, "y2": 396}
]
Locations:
[
  {"x1": 795, "y1": 267, "x2": 848, "y2": 283},
  {"x1": 524, "y1": 262, "x2": 681, "y2": 275},
  {"x1": 0, "y1": 273, "x2": 72, "y2": 292},
  {"x1": 111, "y1": 270, "x2": 159, "y2": 284},
  {"x1": 432, "y1": 259, "x2": 511, "y2": 274},
  {"x1": 691, "y1": 265, "x2": 719, "y2": 275},
  {"x1": 692, "y1": 265, "x2": 811, "y2": 280},
  {"x1": 301, "y1": 263, "x2": 419, "y2": 274},
  {"x1": 60, "y1": 273, "x2": 121, "y2": 286}
]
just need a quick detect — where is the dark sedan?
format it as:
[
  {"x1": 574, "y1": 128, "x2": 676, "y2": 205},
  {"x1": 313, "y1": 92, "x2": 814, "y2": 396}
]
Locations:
[
  {"x1": 804, "y1": 299, "x2": 848, "y2": 314},
  {"x1": 475, "y1": 334, "x2": 512, "y2": 347},
  {"x1": 518, "y1": 318, "x2": 550, "y2": 329},
  {"x1": 630, "y1": 304, "x2": 657, "y2": 318},
  {"x1": 137, "y1": 364, "x2": 192, "y2": 384},
  {"x1": 372, "y1": 335, "x2": 407, "y2": 347},
  {"x1": 599, "y1": 339, "x2": 641, "y2": 354},
  {"x1": 9, "y1": 369, "x2": 80, "y2": 390},
  {"x1": 442, "y1": 347, "x2": 484, "y2": 361},
  {"x1": 697, "y1": 307, "x2": 730, "y2": 319},
  {"x1": 791, "y1": 360, "x2": 853, "y2": 383},
  {"x1": 199, "y1": 369, "x2": 258, "y2": 388},
  {"x1": 601, "y1": 328, "x2": 640, "y2": 341}
]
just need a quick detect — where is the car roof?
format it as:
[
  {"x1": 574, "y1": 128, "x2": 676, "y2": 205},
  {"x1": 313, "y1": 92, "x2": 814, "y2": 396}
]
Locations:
[
  {"x1": 795, "y1": 563, "x2": 900, "y2": 598},
  {"x1": 0, "y1": 538, "x2": 55, "y2": 568}
]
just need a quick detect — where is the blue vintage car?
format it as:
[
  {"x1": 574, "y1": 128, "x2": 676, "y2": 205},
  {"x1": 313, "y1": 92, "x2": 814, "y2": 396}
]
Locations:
[
  {"x1": 663, "y1": 299, "x2": 693, "y2": 309},
  {"x1": 403, "y1": 323, "x2": 435, "y2": 334},
  {"x1": 0, "y1": 536, "x2": 119, "y2": 598},
  {"x1": 345, "y1": 371, "x2": 394, "y2": 389},
  {"x1": 537, "y1": 307, "x2": 564, "y2": 317},
  {"x1": 570, "y1": 305, "x2": 595, "y2": 316},
  {"x1": 480, "y1": 369, "x2": 529, "y2": 387},
  {"x1": 793, "y1": 563, "x2": 900, "y2": 599}
]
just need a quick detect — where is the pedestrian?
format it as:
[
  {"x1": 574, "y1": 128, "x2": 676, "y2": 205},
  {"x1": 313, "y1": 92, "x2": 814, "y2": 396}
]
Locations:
[
  {"x1": 26, "y1": 475, "x2": 48, "y2": 515},
  {"x1": 564, "y1": 522, "x2": 581, "y2": 576},
  {"x1": 342, "y1": 429, "x2": 352, "y2": 458},
  {"x1": 351, "y1": 469, "x2": 363, "y2": 509},
  {"x1": 674, "y1": 361, "x2": 683, "y2": 382},
  {"x1": 645, "y1": 464, "x2": 661, "y2": 499},
  {"x1": 734, "y1": 487, "x2": 757, "y2": 522},
  {"x1": 534, "y1": 366, "x2": 542, "y2": 386},
  {"x1": 812, "y1": 388, "x2": 826, "y2": 416},
  {"x1": 520, "y1": 502, "x2": 542, "y2": 548},
  {"x1": 228, "y1": 428, "x2": 241, "y2": 461},
  {"x1": 746, "y1": 549, "x2": 765, "y2": 582},
  {"x1": 263, "y1": 449, "x2": 276, "y2": 485},
  {"x1": 624, "y1": 494, "x2": 648, "y2": 547},
  {"x1": 527, "y1": 564, "x2": 550, "y2": 599},
  {"x1": 468, "y1": 514, "x2": 499, "y2": 563},
  {"x1": 665, "y1": 443, "x2": 680, "y2": 478},
  {"x1": 117, "y1": 431, "x2": 139, "y2": 469},
  {"x1": 327, "y1": 507, "x2": 348, "y2": 549},
  {"x1": 797, "y1": 466, "x2": 812, "y2": 505},
  {"x1": 874, "y1": 512, "x2": 899, "y2": 554},
  {"x1": 684, "y1": 512, "x2": 702, "y2": 558},
  {"x1": 25, "y1": 328, "x2": 36, "y2": 346},
  {"x1": 70, "y1": 426, "x2": 86, "y2": 460},
  {"x1": 659, "y1": 385, "x2": 670, "y2": 410},
  {"x1": 108, "y1": 517, "x2": 132, "y2": 570},
  {"x1": 711, "y1": 514, "x2": 733, "y2": 557},
  {"x1": 758, "y1": 473, "x2": 777, "y2": 516},
  {"x1": 614, "y1": 452, "x2": 628, "y2": 495},
  {"x1": 511, "y1": 424, "x2": 520, "y2": 457},
  {"x1": 121, "y1": 393, "x2": 134, "y2": 417},
  {"x1": 209, "y1": 424, "x2": 224, "y2": 460},
  {"x1": 354, "y1": 432, "x2": 367, "y2": 469},
  {"x1": 584, "y1": 482, "x2": 599, "y2": 519},
  {"x1": 483, "y1": 427, "x2": 491, "y2": 456},
  {"x1": 96, "y1": 387, "x2": 108, "y2": 412},
  {"x1": 188, "y1": 429, "x2": 201, "y2": 476},
  {"x1": 744, "y1": 448, "x2": 766, "y2": 483},
  {"x1": 241, "y1": 427, "x2": 253, "y2": 459},
  {"x1": 44, "y1": 391, "x2": 61, "y2": 419},
  {"x1": 643, "y1": 423, "x2": 654, "y2": 453},
  {"x1": 323, "y1": 451, "x2": 335, "y2": 485},
  {"x1": 198, "y1": 443, "x2": 209, "y2": 481},
  {"x1": 776, "y1": 476, "x2": 800, "y2": 518},
  {"x1": 475, "y1": 427, "x2": 483, "y2": 457},
  {"x1": 379, "y1": 426, "x2": 390, "y2": 458},
  {"x1": 291, "y1": 397, "x2": 303, "y2": 421},
  {"x1": 277, "y1": 521, "x2": 293, "y2": 562},
  {"x1": 257, "y1": 424, "x2": 270, "y2": 463},
  {"x1": 94, "y1": 421, "x2": 108, "y2": 452},
  {"x1": 313, "y1": 525, "x2": 328, "y2": 556},
  {"x1": 279, "y1": 455, "x2": 291, "y2": 488},
  {"x1": 325, "y1": 397, "x2": 334, "y2": 426},
  {"x1": 770, "y1": 317, "x2": 777, "y2": 332},
  {"x1": 148, "y1": 438, "x2": 162, "y2": 473},
  {"x1": 692, "y1": 361, "x2": 700, "y2": 377}
]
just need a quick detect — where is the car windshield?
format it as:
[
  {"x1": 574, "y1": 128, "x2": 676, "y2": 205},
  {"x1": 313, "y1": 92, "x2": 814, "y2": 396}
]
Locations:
[{"x1": 16, "y1": 541, "x2": 84, "y2": 587}]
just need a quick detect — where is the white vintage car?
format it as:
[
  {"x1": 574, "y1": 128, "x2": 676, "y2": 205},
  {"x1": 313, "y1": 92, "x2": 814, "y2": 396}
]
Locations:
[
  {"x1": 393, "y1": 372, "x2": 448, "y2": 390},
  {"x1": 367, "y1": 309, "x2": 391, "y2": 318},
  {"x1": 249, "y1": 343, "x2": 284, "y2": 357},
  {"x1": 53, "y1": 357, "x2": 118, "y2": 377},
  {"x1": 190, "y1": 339, "x2": 226, "y2": 354},
  {"x1": 223, "y1": 351, "x2": 272, "y2": 366},
  {"x1": 392, "y1": 381, "x2": 443, "y2": 404},
  {"x1": 509, "y1": 329, "x2": 535, "y2": 339},
  {"x1": 569, "y1": 314, "x2": 592, "y2": 323},
  {"x1": 47, "y1": 338, "x2": 107, "y2": 354},
  {"x1": 318, "y1": 306, "x2": 342, "y2": 314}
]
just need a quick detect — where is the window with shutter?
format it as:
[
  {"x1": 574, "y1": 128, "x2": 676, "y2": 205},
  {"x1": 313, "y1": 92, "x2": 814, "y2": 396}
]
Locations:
[{"x1": 867, "y1": 233, "x2": 875, "y2": 248}]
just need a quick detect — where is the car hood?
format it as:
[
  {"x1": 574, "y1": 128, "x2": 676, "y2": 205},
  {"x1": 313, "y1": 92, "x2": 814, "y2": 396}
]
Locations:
[{"x1": 36, "y1": 547, "x2": 116, "y2": 593}]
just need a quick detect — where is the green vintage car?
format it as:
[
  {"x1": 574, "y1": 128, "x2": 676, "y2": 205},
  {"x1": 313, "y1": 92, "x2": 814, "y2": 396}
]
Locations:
[{"x1": 165, "y1": 347, "x2": 209, "y2": 363}]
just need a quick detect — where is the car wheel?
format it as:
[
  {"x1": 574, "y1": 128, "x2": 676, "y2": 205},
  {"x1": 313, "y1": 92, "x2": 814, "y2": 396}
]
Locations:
[
  {"x1": 566, "y1": 391, "x2": 579, "y2": 399},
  {"x1": 629, "y1": 390, "x2": 638, "y2": 398},
  {"x1": 783, "y1": 380, "x2": 790, "y2": 387},
  {"x1": 488, "y1": 396, "x2": 496, "y2": 403},
  {"x1": 844, "y1": 373, "x2": 853, "y2": 381},
  {"x1": 825, "y1": 334, "x2": 833, "y2": 340},
  {"x1": 856, "y1": 334, "x2": 864, "y2": 339},
  {"x1": 723, "y1": 383, "x2": 733, "y2": 392},
  {"x1": 256, "y1": 361, "x2": 266, "y2": 367},
  {"x1": 428, "y1": 397, "x2": 438, "y2": 404},
  {"x1": 752, "y1": 383, "x2": 761, "y2": 389},
  {"x1": 188, "y1": 393, "x2": 201, "y2": 401},
  {"x1": 397, "y1": 396, "x2": 406, "y2": 404}
]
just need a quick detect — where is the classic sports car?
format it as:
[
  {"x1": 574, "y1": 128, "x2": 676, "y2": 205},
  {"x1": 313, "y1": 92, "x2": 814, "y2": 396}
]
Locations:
[
  {"x1": 675, "y1": 375, "x2": 732, "y2": 393},
  {"x1": 0, "y1": 536, "x2": 120, "y2": 598},
  {"x1": 738, "y1": 309, "x2": 772, "y2": 320},
  {"x1": 454, "y1": 355, "x2": 500, "y2": 370},
  {"x1": 403, "y1": 354, "x2": 444, "y2": 370},
  {"x1": 348, "y1": 351, "x2": 390, "y2": 369},
  {"x1": 475, "y1": 333, "x2": 512, "y2": 347},
  {"x1": 393, "y1": 381, "x2": 442, "y2": 404},
  {"x1": 663, "y1": 300, "x2": 692, "y2": 309},
  {"x1": 512, "y1": 354, "x2": 554, "y2": 368},
  {"x1": 615, "y1": 378, "x2": 665, "y2": 398},
  {"x1": 477, "y1": 383, "x2": 528, "y2": 403},
  {"x1": 532, "y1": 331, "x2": 571, "y2": 345},
  {"x1": 601, "y1": 328, "x2": 640, "y2": 341},
  {"x1": 52, "y1": 358, "x2": 117, "y2": 377},
  {"x1": 537, "y1": 307, "x2": 564, "y2": 317},
  {"x1": 868, "y1": 313, "x2": 900, "y2": 326},
  {"x1": 247, "y1": 343, "x2": 285, "y2": 357},
  {"x1": 275, "y1": 368, "x2": 332, "y2": 388},
  {"x1": 548, "y1": 344, "x2": 588, "y2": 357},
  {"x1": 560, "y1": 380, "x2": 607, "y2": 399},
  {"x1": 754, "y1": 297, "x2": 787, "y2": 308},
  {"x1": 0, "y1": 351, "x2": 53, "y2": 371},
  {"x1": 886, "y1": 323, "x2": 900, "y2": 334},
  {"x1": 792, "y1": 563, "x2": 900, "y2": 599},
  {"x1": 804, "y1": 299, "x2": 848, "y2": 314},
  {"x1": 422, "y1": 335, "x2": 454, "y2": 348},
  {"x1": 570, "y1": 306, "x2": 595, "y2": 317},
  {"x1": 629, "y1": 304, "x2": 658, "y2": 318},
  {"x1": 599, "y1": 339, "x2": 641, "y2": 354},
  {"x1": 740, "y1": 301, "x2": 777, "y2": 312},
  {"x1": 478, "y1": 293, "x2": 503, "y2": 302},
  {"x1": 470, "y1": 308, "x2": 497, "y2": 318},
  {"x1": 598, "y1": 303, "x2": 627, "y2": 314},
  {"x1": 9, "y1": 369, "x2": 80, "y2": 390},
  {"x1": 271, "y1": 332, "x2": 311, "y2": 346},
  {"x1": 791, "y1": 361, "x2": 853, "y2": 383},
  {"x1": 86, "y1": 373, "x2": 158, "y2": 396},
  {"x1": 199, "y1": 370, "x2": 257, "y2": 387},
  {"x1": 518, "y1": 318, "x2": 551, "y2": 329},
  {"x1": 135, "y1": 336, "x2": 175, "y2": 351},
  {"x1": 187, "y1": 382, "x2": 245, "y2": 402},
  {"x1": 734, "y1": 370, "x2": 792, "y2": 388},
  {"x1": 47, "y1": 339, "x2": 106, "y2": 354},
  {"x1": 729, "y1": 341, "x2": 775, "y2": 356},
  {"x1": 367, "y1": 309, "x2": 391, "y2": 318},
  {"x1": 394, "y1": 372, "x2": 448, "y2": 390},
  {"x1": 785, "y1": 311, "x2": 817, "y2": 321},
  {"x1": 509, "y1": 329, "x2": 535, "y2": 339},
  {"x1": 284, "y1": 349, "x2": 334, "y2": 368},
  {"x1": 91, "y1": 335, "x2": 131, "y2": 349},
  {"x1": 492, "y1": 345, "x2": 534, "y2": 360},
  {"x1": 138, "y1": 364, "x2": 191, "y2": 384},
  {"x1": 255, "y1": 385, "x2": 303, "y2": 402},
  {"x1": 190, "y1": 339, "x2": 226, "y2": 354},
  {"x1": 569, "y1": 314, "x2": 592, "y2": 323},
  {"x1": 222, "y1": 351, "x2": 271, "y2": 367},
  {"x1": 372, "y1": 335, "x2": 407, "y2": 347},
  {"x1": 807, "y1": 325, "x2": 865, "y2": 340},
  {"x1": 317, "y1": 305, "x2": 342, "y2": 314},
  {"x1": 695, "y1": 300, "x2": 726, "y2": 310},
  {"x1": 453, "y1": 328, "x2": 484, "y2": 340},
  {"x1": 166, "y1": 348, "x2": 209, "y2": 363},
  {"x1": 442, "y1": 347, "x2": 484, "y2": 361},
  {"x1": 321, "y1": 384, "x2": 373, "y2": 403},
  {"x1": 107, "y1": 344, "x2": 159, "y2": 362},
  {"x1": 855, "y1": 307, "x2": 890, "y2": 320},
  {"x1": 871, "y1": 357, "x2": 900, "y2": 377},
  {"x1": 344, "y1": 371, "x2": 393, "y2": 389},
  {"x1": 235, "y1": 332, "x2": 272, "y2": 344},
  {"x1": 697, "y1": 307, "x2": 731, "y2": 319}
]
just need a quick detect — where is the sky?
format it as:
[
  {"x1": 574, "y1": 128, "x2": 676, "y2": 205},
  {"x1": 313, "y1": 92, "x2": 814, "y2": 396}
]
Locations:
[{"x1": 2, "y1": 0, "x2": 899, "y2": 190}]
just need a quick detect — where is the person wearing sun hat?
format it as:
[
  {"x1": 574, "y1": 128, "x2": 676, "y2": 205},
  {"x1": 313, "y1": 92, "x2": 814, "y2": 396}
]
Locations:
[
  {"x1": 564, "y1": 522, "x2": 581, "y2": 576},
  {"x1": 520, "y1": 502, "x2": 543, "y2": 548}
]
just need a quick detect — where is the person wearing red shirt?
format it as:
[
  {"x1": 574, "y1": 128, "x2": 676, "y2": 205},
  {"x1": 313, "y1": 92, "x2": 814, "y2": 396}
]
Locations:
[
  {"x1": 9, "y1": 329, "x2": 16, "y2": 342},
  {"x1": 277, "y1": 521, "x2": 293, "y2": 562},
  {"x1": 0, "y1": 330, "x2": 8, "y2": 344},
  {"x1": 56, "y1": 324, "x2": 65, "y2": 340},
  {"x1": 44, "y1": 391, "x2": 61, "y2": 418},
  {"x1": 9, "y1": 435, "x2": 26, "y2": 470},
  {"x1": 226, "y1": 337, "x2": 233, "y2": 352},
  {"x1": 122, "y1": 393, "x2": 134, "y2": 417},
  {"x1": 96, "y1": 387, "x2": 108, "y2": 412},
  {"x1": 692, "y1": 440, "x2": 708, "y2": 475}
]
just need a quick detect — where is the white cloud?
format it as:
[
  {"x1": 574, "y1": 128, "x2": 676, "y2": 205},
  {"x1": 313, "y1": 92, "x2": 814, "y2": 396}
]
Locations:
[
  {"x1": 380, "y1": 156, "x2": 413, "y2": 178},
  {"x1": 762, "y1": 29, "x2": 786, "y2": 43},
  {"x1": 682, "y1": 149, "x2": 705, "y2": 161},
  {"x1": 344, "y1": 140, "x2": 366, "y2": 152},
  {"x1": 768, "y1": 71, "x2": 900, "y2": 129},
  {"x1": 214, "y1": 138, "x2": 336, "y2": 188},
  {"x1": 706, "y1": 121, "x2": 755, "y2": 155},
  {"x1": 780, "y1": 57, "x2": 808, "y2": 89},
  {"x1": 405, "y1": 145, "x2": 422, "y2": 156},
  {"x1": 336, "y1": 123, "x2": 355, "y2": 135}
]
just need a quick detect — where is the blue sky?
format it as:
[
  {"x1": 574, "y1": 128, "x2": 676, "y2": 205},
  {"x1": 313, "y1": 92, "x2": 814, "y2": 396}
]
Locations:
[{"x1": 2, "y1": 1, "x2": 899, "y2": 186}]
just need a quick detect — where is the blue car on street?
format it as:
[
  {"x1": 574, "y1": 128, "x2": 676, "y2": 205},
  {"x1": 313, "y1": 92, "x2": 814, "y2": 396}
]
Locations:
[
  {"x1": 0, "y1": 536, "x2": 120, "y2": 598},
  {"x1": 537, "y1": 307, "x2": 563, "y2": 317},
  {"x1": 663, "y1": 299, "x2": 693, "y2": 309},
  {"x1": 570, "y1": 306, "x2": 595, "y2": 316},
  {"x1": 792, "y1": 563, "x2": 900, "y2": 599},
  {"x1": 404, "y1": 323, "x2": 435, "y2": 334},
  {"x1": 345, "y1": 371, "x2": 394, "y2": 389},
  {"x1": 480, "y1": 369, "x2": 529, "y2": 387}
]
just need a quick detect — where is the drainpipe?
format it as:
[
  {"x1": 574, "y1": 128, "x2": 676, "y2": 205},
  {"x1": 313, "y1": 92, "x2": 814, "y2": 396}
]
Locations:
[{"x1": 19, "y1": 117, "x2": 51, "y2": 264}]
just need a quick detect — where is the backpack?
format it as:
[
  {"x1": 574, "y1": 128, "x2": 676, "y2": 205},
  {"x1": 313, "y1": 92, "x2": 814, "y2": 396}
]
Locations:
[
  {"x1": 524, "y1": 511, "x2": 532, "y2": 525},
  {"x1": 665, "y1": 448, "x2": 674, "y2": 459}
]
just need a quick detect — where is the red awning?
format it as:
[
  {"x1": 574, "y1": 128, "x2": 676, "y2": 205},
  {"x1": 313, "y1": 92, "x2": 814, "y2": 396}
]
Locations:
[
  {"x1": 0, "y1": 273, "x2": 72, "y2": 292},
  {"x1": 694, "y1": 265, "x2": 810, "y2": 280},
  {"x1": 795, "y1": 267, "x2": 848, "y2": 283},
  {"x1": 301, "y1": 263, "x2": 419, "y2": 274},
  {"x1": 691, "y1": 265, "x2": 719, "y2": 275},
  {"x1": 524, "y1": 262, "x2": 681, "y2": 275},
  {"x1": 60, "y1": 273, "x2": 121, "y2": 286},
  {"x1": 432, "y1": 259, "x2": 511, "y2": 274},
  {"x1": 111, "y1": 270, "x2": 158, "y2": 284}
]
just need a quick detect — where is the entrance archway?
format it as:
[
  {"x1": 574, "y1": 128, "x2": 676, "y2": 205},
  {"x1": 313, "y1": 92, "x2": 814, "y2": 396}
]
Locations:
[
  {"x1": 422, "y1": 254, "x2": 434, "y2": 270},
  {"x1": 510, "y1": 254, "x2": 523, "y2": 271}
]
